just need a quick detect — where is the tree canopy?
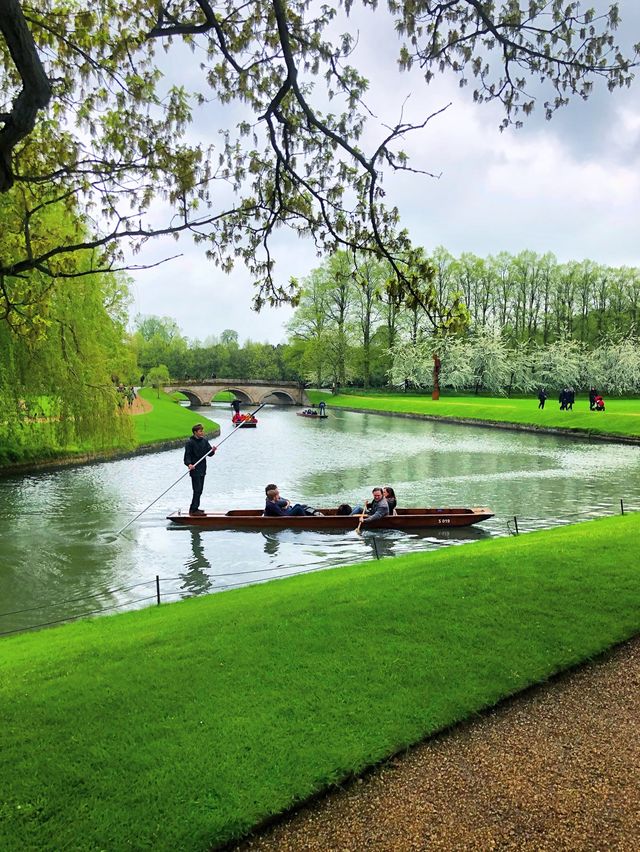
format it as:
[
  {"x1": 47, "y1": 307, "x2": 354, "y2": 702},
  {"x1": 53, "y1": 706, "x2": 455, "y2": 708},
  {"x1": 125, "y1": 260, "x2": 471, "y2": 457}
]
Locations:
[{"x1": 1, "y1": 1, "x2": 637, "y2": 308}]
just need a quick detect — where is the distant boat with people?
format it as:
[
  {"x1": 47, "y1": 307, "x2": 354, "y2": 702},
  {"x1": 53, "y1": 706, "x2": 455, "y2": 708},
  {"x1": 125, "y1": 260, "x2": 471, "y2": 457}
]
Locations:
[
  {"x1": 297, "y1": 408, "x2": 328, "y2": 419},
  {"x1": 232, "y1": 413, "x2": 258, "y2": 428}
]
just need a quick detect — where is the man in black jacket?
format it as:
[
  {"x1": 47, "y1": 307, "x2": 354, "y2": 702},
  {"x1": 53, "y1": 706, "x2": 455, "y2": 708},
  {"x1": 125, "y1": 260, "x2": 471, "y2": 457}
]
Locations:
[{"x1": 184, "y1": 424, "x2": 217, "y2": 515}]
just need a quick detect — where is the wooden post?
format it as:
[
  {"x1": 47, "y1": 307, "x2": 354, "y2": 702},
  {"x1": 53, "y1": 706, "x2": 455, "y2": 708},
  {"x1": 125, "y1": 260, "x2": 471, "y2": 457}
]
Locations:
[
  {"x1": 513, "y1": 516, "x2": 519, "y2": 536},
  {"x1": 620, "y1": 499, "x2": 625, "y2": 515},
  {"x1": 156, "y1": 575, "x2": 161, "y2": 605}
]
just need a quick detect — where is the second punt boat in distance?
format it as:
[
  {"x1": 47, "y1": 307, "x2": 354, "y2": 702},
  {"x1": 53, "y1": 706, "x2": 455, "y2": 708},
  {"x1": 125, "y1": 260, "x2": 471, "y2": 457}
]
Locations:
[
  {"x1": 296, "y1": 408, "x2": 328, "y2": 418},
  {"x1": 166, "y1": 507, "x2": 495, "y2": 530}
]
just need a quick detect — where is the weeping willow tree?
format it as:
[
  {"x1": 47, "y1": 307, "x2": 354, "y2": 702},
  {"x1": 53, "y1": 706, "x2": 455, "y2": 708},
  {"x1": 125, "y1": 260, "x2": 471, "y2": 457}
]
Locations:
[{"x1": 0, "y1": 186, "x2": 136, "y2": 464}]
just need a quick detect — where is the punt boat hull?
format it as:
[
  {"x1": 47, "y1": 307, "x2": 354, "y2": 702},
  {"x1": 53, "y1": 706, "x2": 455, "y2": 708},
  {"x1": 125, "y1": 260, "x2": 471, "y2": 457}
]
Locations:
[{"x1": 166, "y1": 507, "x2": 494, "y2": 530}]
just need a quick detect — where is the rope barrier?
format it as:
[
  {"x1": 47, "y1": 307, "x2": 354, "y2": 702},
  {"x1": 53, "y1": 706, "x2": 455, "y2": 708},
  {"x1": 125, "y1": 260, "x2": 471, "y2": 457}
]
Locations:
[
  {"x1": 0, "y1": 595, "x2": 157, "y2": 637},
  {"x1": 0, "y1": 579, "x2": 161, "y2": 619}
]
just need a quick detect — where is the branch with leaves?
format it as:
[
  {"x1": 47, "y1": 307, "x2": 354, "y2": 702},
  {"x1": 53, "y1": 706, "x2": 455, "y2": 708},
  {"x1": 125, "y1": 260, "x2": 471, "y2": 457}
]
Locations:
[{"x1": 0, "y1": 0, "x2": 637, "y2": 305}]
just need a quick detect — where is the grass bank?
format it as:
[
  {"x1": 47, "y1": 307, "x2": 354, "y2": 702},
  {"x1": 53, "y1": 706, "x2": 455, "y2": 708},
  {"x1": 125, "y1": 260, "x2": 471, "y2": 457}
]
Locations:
[
  {"x1": 308, "y1": 390, "x2": 640, "y2": 440},
  {"x1": 1, "y1": 513, "x2": 639, "y2": 851},
  {"x1": 132, "y1": 387, "x2": 219, "y2": 444}
]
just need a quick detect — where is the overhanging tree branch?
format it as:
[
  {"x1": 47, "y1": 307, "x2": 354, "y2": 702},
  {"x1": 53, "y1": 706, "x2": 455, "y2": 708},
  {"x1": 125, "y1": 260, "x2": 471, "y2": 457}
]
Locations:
[
  {"x1": 0, "y1": 0, "x2": 638, "y2": 312},
  {"x1": 0, "y1": 0, "x2": 51, "y2": 191}
]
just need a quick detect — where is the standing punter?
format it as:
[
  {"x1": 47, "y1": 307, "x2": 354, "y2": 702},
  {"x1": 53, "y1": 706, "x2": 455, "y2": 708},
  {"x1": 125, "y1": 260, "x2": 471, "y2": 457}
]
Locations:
[{"x1": 184, "y1": 424, "x2": 217, "y2": 515}]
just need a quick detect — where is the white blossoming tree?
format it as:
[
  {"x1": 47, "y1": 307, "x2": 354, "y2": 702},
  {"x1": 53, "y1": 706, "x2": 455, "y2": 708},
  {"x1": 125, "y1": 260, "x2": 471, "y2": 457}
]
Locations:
[{"x1": 590, "y1": 338, "x2": 640, "y2": 394}]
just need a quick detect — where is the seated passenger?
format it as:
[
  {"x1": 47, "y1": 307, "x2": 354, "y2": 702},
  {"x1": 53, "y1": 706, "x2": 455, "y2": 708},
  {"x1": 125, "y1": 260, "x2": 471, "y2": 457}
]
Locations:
[
  {"x1": 265, "y1": 483, "x2": 287, "y2": 510},
  {"x1": 383, "y1": 486, "x2": 398, "y2": 515},
  {"x1": 336, "y1": 503, "x2": 352, "y2": 516},
  {"x1": 264, "y1": 486, "x2": 307, "y2": 516},
  {"x1": 350, "y1": 487, "x2": 389, "y2": 525}
]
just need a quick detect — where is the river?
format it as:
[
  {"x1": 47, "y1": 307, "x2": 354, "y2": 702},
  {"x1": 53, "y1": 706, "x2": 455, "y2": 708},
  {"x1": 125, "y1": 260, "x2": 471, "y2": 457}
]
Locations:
[{"x1": 1, "y1": 405, "x2": 639, "y2": 635}]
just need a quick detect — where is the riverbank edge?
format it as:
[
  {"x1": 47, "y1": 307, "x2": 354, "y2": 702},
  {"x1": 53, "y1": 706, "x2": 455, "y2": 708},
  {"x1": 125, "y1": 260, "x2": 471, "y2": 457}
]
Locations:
[
  {"x1": 332, "y1": 406, "x2": 640, "y2": 446},
  {"x1": 0, "y1": 427, "x2": 222, "y2": 479}
]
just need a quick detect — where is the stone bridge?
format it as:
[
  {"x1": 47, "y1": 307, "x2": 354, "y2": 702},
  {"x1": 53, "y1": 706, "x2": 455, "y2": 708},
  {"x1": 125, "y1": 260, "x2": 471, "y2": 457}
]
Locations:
[{"x1": 163, "y1": 378, "x2": 310, "y2": 406}]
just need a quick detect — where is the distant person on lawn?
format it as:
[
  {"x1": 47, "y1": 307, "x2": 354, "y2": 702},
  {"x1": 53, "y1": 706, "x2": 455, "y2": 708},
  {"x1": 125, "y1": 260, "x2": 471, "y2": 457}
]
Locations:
[
  {"x1": 184, "y1": 424, "x2": 216, "y2": 515},
  {"x1": 537, "y1": 388, "x2": 547, "y2": 409},
  {"x1": 559, "y1": 388, "x2": 569, "y2": 410}
]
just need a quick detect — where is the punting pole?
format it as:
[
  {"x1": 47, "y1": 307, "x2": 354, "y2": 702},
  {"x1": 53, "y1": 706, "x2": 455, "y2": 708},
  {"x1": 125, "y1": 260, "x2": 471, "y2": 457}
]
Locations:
[{"x1": 115, "y1": 402, "x2": 266, "y2": 537}]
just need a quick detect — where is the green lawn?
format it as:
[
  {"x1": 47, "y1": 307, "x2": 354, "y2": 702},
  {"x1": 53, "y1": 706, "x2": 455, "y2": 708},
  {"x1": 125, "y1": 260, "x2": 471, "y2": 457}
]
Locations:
[
  {"x1": 309, "y1": 390, "x2": 640, "y2": 439},
  {"x1": 132, "y1": 388, "x2": 219, "y2": 444},
  {"x1": 1, "y1": 513, "x2": 639, "y2": 851}
]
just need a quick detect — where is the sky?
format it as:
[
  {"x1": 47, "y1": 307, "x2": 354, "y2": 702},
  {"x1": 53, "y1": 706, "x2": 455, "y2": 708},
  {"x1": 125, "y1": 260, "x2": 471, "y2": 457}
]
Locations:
[{"x1": 126, "y1": 2, "x2": 640, "y2": 345}]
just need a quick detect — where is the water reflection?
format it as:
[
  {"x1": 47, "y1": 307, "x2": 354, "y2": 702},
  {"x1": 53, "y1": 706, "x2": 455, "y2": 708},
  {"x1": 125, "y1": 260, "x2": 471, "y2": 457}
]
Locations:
[
  {"x1": 179, "y1": 530, "x2": 214, "y2": 596},
  {"x1": 360, "y1": 524, "x2": 494, "y2": 560},
  {"x1": 262, "y1": 532, "x2": 281, "y2": 557}
]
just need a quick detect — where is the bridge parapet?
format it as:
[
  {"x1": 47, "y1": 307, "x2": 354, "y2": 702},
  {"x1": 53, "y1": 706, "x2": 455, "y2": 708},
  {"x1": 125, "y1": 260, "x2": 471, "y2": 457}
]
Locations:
[{"x1": 163, "y1": 378, "x2": 310, "y2": 406}]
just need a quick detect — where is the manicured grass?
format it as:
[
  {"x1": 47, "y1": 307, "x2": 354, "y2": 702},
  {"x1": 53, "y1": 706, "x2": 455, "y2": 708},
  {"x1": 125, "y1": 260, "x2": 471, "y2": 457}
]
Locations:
[
  {"x1": 309, "y1": 390, "x2": 640, "y2": 439},
  {"x1": 1, "y1": 513, "x2": 639, "y2": 851},
  {"x1": 132, "y1": 388, "x2": 219, "y2": 445}
]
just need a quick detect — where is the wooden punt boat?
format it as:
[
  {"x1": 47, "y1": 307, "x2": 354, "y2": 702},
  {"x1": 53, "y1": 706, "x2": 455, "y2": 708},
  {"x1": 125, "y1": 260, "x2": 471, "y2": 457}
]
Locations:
[
  {"x1": 297, "y1": 409, "x2": 328, "y2": 418},
  {"x1": 166, "y1": 506, "x2": 494, "y2": 530}
]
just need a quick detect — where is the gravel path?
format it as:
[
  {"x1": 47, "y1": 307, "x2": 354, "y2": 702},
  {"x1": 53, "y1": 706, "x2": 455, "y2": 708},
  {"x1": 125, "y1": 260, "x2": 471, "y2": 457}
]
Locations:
[{"x1": 234, "y1": 636, "x2": 640, "y2": 851}]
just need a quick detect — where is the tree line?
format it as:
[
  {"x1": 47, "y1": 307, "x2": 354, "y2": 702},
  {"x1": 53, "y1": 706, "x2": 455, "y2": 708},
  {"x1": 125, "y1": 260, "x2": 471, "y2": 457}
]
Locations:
[
  {"x1": 285, "y1": 249, "x2": 640, "y2": 393},
  {"x1": 430, "y1": 248, "x2": 640, "y2": 345},
  {"x1": 133, "y1": 246, "x2": 640, "y2": 397},
  {"x1": 4, "y1": 238, "x2": 640, "y2": 464},
  {"x1": 390, "y1": 334, "x2": 640, "y2": 397}
]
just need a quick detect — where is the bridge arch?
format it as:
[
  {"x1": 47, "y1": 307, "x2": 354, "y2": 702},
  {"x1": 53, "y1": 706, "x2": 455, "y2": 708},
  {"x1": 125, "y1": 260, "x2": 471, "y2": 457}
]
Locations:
[
  {"x1": 259, "y1": 390, "x2": 296, "y2": 405},
  {"x1": 173, "y1": 388, "x2": 206, "y2": 406},
  {"x1": 220, "y1": 387, "x2": 252, "y2": 404}
]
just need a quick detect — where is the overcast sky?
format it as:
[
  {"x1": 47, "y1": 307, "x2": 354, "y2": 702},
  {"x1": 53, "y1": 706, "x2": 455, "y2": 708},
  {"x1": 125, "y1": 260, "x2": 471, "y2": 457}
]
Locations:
[{"x1": 126, "y1": 2, "x2": 640, "y2": 344}]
